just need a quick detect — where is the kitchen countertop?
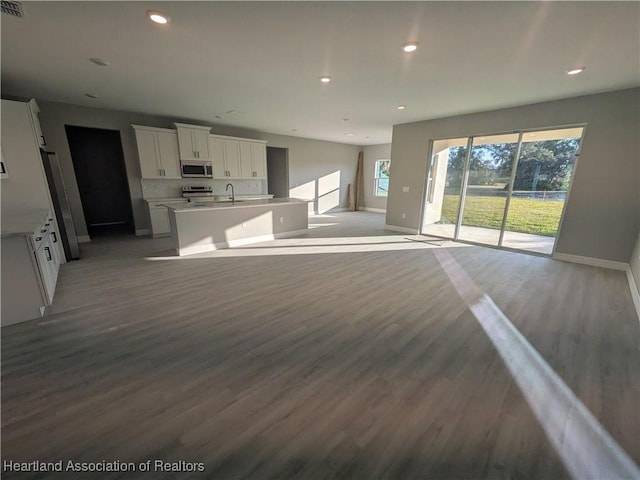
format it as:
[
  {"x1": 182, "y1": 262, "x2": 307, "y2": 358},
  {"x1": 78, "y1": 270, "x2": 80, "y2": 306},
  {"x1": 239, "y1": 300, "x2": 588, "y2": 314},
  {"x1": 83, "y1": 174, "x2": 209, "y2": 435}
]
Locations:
[
  {"x1": 169, "y1": 197, "x2": 308, "y2": 212},
  {"x1": 1, "y1": 208, "x2": 50, "y2": 237}
]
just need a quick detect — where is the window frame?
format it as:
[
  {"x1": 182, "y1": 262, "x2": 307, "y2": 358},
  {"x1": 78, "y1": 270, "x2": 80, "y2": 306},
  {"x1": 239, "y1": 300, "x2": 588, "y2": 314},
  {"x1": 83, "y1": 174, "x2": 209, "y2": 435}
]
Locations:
[{"x1": 374, "y1": 159, "x2": 390, "y2": 197}]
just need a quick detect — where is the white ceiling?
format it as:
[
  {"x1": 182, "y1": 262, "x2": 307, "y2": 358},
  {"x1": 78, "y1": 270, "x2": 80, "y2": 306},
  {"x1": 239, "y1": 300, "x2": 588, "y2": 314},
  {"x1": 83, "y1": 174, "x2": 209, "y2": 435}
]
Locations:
[{"x1": 2, "y1": 1, "x2": 638, "y2": 146}]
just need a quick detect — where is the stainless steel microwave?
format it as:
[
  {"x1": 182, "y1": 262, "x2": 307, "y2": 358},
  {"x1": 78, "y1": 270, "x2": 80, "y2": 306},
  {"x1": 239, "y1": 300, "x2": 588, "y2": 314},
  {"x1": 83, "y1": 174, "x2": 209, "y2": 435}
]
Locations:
[{"x1": 180, "y1": 161, "x2": 213, "y2": 178}]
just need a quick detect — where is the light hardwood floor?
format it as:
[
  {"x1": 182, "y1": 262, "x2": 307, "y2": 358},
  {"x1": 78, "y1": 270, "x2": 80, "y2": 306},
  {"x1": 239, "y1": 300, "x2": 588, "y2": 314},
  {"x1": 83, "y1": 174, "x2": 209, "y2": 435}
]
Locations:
[{"x1": 2, "y1": 212, "x2": 639, "y2": 479}]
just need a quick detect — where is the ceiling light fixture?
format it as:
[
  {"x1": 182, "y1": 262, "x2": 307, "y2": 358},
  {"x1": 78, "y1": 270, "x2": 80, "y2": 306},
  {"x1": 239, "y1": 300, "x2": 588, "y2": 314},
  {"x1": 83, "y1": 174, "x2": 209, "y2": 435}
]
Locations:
[
  {"x1": 147, "y1": 10, "x2": 170, "y2": 24},
  {"x1": 89, "y1": 57, "x2": 110, "y2": 67},
  {"x1": 566, "y1": 67, "x2": 585, "y2": 75},
  {"x1": 320, "y1": 76, "x2": 331, "y2": 84},
  {"x1": 402, "y1": 42, "x2": 418, "y2": 53},
  {"x1": 397, "y1": 105, "x2": 406, "y2": 110}
]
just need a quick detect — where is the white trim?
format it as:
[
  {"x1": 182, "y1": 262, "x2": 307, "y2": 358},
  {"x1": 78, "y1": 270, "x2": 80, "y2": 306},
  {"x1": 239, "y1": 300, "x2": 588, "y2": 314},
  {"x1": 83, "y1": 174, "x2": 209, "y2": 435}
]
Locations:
[
  {"x1": 310, "y1": 207, "x2": 348, "y2": 216},
  {"x1": 135, "y1": 229, "x2": 150, "y2": 236},
  {"x1": 176, "y1": 229, "x2": 308, "y2": 256},
  {"x1": 363, "y1": 207, "x2": 386, "y2": 213},
  {"x1": 77, "y1": 235, "x2": 91, "y2": 243},
  {"x1": 385, "y1": 224, "x2": 419, "y2": 234},
  {"x1": 625, "y1": 266, "x2": 640, "y2": 322},
  {"x1": 553, "y1": 252, "x2": 627, "y2": 271}
]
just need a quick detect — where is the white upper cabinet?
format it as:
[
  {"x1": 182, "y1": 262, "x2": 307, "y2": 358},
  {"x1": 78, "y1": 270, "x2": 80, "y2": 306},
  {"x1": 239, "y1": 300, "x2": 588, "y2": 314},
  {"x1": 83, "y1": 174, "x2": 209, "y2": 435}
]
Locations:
[
  {"x1": 156, "y1": 131, "x2": 181, "y2": 178},
  {"x1": 175, "y1": 123, "x2": 211, "y2": 161},
  {"x1": 133, "y1": 126, "x2": 181, "y2": 179},
  {"x1": 208, "y1": 136, "x2": 226, "y2": 178},
  {"x1": 28, "y1": 99, "x2": 47, "y2": 147},
  {"x1": 223, "y1": 139, "x2": 241, "y2": 178},
  {"x1": 239, "y1": 140, "x2": 267, "y2": 179},
  {"x1": 209, "y1": 135, "x2": 243, "y2": 179}
]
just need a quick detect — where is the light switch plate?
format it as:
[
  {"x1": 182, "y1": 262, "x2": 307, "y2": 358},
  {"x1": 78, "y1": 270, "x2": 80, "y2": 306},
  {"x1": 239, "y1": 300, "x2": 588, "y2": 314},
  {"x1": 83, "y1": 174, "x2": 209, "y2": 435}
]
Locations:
[{"x1": 402, "y1": 186, "x2": 410, "y2": 192}]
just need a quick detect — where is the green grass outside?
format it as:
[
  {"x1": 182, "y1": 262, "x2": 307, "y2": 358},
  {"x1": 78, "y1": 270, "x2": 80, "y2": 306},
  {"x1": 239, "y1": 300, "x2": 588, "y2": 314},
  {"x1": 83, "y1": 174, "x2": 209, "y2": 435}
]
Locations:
[{"x1": 441, "y1": 195, "x2": 564, "y2": 237}]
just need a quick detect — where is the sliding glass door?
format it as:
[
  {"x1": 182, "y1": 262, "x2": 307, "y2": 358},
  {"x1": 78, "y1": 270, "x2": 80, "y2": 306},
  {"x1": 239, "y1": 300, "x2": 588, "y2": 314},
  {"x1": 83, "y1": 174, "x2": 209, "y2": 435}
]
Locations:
[
  {"x1": 458, "y1": 134, "x2": 519, "y2": 246},
  {"x1": 501, "y1": 128, "x2": 583, "y2": 253},
  {"x1": 422, "y1": 127, "x2": 583, "y2": 255}
]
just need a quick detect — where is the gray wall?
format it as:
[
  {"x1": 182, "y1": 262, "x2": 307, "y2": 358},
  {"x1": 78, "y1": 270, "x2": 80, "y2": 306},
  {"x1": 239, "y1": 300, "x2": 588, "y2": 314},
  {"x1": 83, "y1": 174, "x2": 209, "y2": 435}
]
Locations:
[
  {"x1": 387, "y1": 88, "x2": 640, "y2": 262},
  {"x1": 362, "y1": 144, "x2": 391, "y2": 211},
  {"x1": 37, "y1": 101, "x2": 359, "y2": 237}
]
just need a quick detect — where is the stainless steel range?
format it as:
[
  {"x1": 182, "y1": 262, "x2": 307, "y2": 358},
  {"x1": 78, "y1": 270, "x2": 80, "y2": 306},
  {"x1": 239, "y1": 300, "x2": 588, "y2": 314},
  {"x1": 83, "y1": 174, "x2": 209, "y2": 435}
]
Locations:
[{"x1": 182, "y1": 186, "x2": 214, "y2": 199}]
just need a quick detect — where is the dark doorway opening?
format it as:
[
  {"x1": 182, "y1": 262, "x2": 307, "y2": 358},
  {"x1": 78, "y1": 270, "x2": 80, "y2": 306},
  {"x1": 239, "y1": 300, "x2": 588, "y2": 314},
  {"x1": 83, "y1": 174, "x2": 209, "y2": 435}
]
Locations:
[
  {"x1": 65, "y1": 126, "x2": 134, "y2": 238},
  {"x1": 267, "y1": 146, "x2": 289, "y2": 198}
]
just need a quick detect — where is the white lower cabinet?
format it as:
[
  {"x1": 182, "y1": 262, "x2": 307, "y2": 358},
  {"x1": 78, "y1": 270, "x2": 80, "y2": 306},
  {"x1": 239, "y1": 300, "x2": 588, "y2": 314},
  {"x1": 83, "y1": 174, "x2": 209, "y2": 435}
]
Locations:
[
  {"x1": 147, "y1": 200, "x2": 187, "y2": 237},
  {"x1": 1, "y1": 212, "x2": 62, "y2": 326}
]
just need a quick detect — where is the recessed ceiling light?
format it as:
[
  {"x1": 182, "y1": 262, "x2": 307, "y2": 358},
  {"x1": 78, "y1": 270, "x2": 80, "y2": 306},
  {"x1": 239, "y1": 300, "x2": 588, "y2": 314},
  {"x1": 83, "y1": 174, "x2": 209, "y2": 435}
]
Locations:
[
  {"x1": 320, "y1": 76, "x2": 331, "y2": 84},
  {"x1": 566, "y1": 67, "x2": 585, "y2": 75},
  {"x1": 147, "y1": 10, "x2": 170, "y2": 24},
  {"x1": 89, "y1": 58, "x2": 110, "y2": 67},
  {"x1": 84, "y1": 93, "x2": 98, "y2": 99},
  {"x1": 402, "y1": 42, "x2": 418, "y2": 53},
  {"x1": 397, "y1": 105, "x2": 406, "y2": 110},
  {"x1": 346, "y1": 133, "x2": 356, "y2": 137}
]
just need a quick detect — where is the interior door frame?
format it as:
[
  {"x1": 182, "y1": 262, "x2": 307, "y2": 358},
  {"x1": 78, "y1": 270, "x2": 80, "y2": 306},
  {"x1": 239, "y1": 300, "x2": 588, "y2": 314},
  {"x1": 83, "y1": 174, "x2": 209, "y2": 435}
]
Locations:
[{"x1": 420, "y1": 123, "x2": 587, "y2": 256}]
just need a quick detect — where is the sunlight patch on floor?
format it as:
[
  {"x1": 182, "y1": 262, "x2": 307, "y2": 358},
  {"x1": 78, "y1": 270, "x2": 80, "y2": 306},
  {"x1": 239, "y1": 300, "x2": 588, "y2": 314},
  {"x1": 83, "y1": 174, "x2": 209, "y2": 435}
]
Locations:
[{"x1": 432, "y1": 248, "x2": 640, "y2": 480}]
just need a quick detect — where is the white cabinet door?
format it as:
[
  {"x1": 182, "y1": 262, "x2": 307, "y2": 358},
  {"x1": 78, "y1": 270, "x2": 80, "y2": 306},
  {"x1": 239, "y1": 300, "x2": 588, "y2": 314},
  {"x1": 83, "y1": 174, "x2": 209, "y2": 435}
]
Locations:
[
  {"x1": 209, "y1": 137, "x2": 226, "y2": 178},
  {"x1": 150, "y1": 208, "x2": 171, "y2": 237},
  {"x1": 239, "y1": 141, "x2": 253, "y2": 178},
  {"x1": 224, "y1": 140, "x2": 242, "y2": 178},
  {"x1": 252, "y1": 142, "x2": 267, "y2": 179},
  {"x1": 176, "y1": 124, "x2": 211, "y2": 160},
  {"x1": 157, "y1": 131, "x2": 181, "y2": 179},
  {"x1": 176, "y1": 127, "x2": 196, "y2": 160},
  {"x1": 192, "y1": 129, "x2": 210, "y2": 160},
  {"x1": 28, "y1": 99, "x2": 47, "y2": 147},
  {"x1": 135, "y1": 129, "x2": 162, "y2": 178}
]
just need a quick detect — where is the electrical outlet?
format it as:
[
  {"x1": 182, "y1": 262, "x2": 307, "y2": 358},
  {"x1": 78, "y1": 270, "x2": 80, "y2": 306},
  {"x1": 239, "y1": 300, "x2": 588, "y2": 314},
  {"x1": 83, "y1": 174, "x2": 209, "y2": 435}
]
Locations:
[
  {"x1": 402, "y1": 186, "x2": 410, "y2": 192},
  {"x1": 402, "y1": 213, "x2": 406, "y2": 219},
  {"x1": 242, "y1": 222, "x2": 247, "y2": 228},
  {"x1": 279, "y1": 217, "x2": 284, "y2": 223}
]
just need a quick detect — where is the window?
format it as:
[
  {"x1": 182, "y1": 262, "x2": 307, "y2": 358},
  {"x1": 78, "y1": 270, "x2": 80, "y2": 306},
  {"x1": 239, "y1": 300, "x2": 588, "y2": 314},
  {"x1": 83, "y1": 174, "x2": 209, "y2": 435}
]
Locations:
[{"x1": 374, "y1": 159, "x2": 390, "y2": 197}]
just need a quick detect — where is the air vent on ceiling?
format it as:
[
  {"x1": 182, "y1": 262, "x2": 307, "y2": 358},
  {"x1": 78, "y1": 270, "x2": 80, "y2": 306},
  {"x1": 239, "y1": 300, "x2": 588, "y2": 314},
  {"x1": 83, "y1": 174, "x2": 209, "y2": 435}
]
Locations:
[{"x1": 1, "y1": 1, "x2": 24, "y2": 18}]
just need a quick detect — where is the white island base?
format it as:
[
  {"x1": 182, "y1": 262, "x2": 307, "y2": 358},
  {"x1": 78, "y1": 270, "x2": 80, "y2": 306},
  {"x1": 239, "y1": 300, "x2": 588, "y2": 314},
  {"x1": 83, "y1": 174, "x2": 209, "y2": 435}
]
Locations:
[{"x1": 168, "y1": 198, "x2": 309, "y2": 256}]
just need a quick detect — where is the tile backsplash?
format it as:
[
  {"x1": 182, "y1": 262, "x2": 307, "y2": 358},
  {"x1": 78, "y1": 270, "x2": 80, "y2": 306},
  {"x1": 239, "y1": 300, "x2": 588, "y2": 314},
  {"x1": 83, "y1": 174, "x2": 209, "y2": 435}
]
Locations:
[{"x1": 141, "y1": 178, "x2": 267, "y2": 199}]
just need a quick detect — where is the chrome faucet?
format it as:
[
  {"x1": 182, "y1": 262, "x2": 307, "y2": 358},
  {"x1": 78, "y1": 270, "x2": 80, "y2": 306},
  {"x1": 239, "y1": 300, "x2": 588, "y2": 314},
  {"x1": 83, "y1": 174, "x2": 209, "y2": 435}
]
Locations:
[{"x1": 226, "y1": 183, "x2": 235, "y2": 204}]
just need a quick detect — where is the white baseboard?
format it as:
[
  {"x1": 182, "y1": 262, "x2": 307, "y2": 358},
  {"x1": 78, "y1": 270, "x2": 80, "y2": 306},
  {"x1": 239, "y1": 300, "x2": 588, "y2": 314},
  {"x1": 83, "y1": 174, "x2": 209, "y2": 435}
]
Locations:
[
  {"x1": 626, "y1": 266, "x2": 640, "y2": 322},
  {"x1": 363, "y1": 207, "x2": 386, "y2": 213},
  {"x1": 552, "y1": 252, "x2": 627, "y2": 271},
  {"x1": 135, "y1": 229, "x2": 150, "y2": 236},
  {"x1": 384, "y1": 224, "x2": 419, "y2": 234},
  {"x1": 77, "y1": 235, "x2": 91, "y2": 243},
  {"x1": 310, "y1": 207, "x2": 348, "y2": 216}
]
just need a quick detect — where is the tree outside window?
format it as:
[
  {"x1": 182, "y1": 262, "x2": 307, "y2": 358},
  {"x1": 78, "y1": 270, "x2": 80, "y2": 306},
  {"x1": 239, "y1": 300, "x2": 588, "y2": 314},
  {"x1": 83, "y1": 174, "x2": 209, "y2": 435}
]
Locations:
[{"x1": 374, "y1": 159, "x2": 390, "y2": 197}]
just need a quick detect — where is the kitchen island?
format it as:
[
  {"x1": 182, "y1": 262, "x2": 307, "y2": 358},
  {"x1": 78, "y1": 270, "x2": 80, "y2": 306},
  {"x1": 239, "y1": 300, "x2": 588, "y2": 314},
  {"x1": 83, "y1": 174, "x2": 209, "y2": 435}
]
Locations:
[{"x1": 168, "y1": 198, "x2": 309, "y2": 256}]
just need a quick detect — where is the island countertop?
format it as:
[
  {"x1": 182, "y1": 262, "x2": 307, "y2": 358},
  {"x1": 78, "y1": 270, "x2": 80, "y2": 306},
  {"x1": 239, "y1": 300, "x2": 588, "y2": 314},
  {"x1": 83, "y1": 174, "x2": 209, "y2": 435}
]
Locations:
[{"x1": 169, "y1": 197, "x2": 308, "y2": 212}]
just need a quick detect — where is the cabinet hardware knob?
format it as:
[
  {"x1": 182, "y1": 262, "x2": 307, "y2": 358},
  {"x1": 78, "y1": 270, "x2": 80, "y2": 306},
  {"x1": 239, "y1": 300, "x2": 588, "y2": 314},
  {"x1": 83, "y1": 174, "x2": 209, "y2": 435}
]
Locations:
[{"x1": 35, "y1": 236, "x2": 42, "y2": 241}]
